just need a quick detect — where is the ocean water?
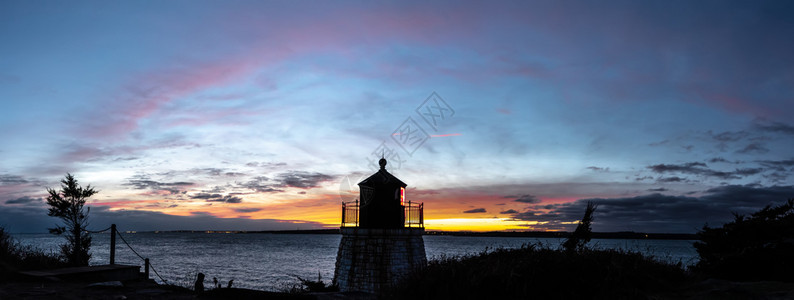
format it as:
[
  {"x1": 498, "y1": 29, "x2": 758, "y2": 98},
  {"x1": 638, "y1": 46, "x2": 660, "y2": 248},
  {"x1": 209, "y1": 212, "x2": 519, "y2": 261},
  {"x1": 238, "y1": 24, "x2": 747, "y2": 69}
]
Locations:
[{"x1": 14, "y1": 232, "x2": 698, "y2": 291}]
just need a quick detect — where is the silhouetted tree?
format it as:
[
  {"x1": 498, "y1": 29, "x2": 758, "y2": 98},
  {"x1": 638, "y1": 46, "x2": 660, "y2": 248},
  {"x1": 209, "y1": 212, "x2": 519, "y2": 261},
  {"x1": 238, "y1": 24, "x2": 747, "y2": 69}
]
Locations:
[
  {"x1": 46, "y1": 173, "x2": 97, "y2": 266},
  {"x1": 694, "y1": 198, "x2": 794, "y2": 281},
  {"x1": 563, "y1": 201, "x2": 597, "y2": 253}
]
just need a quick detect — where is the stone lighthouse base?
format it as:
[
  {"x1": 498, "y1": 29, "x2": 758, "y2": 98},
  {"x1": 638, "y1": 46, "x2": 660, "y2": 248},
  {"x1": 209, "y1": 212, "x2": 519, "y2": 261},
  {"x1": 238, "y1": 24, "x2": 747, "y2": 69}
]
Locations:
[{"x1": 333, "y1": 227, "x2": 426, "y2": 293}]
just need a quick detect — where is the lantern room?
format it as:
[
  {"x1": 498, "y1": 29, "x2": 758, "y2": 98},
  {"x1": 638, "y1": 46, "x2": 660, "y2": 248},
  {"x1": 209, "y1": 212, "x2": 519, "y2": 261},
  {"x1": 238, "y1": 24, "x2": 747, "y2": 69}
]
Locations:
[{"x1": 341, "y1": 158, "x2": 423, "y2": 229}]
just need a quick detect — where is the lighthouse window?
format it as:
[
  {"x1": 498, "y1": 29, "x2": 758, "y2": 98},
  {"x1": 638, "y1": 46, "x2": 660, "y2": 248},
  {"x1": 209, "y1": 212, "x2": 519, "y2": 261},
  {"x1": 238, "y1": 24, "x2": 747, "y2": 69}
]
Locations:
[{"x1": 361, "y1": 187, "x2": 373, "y2": 205}]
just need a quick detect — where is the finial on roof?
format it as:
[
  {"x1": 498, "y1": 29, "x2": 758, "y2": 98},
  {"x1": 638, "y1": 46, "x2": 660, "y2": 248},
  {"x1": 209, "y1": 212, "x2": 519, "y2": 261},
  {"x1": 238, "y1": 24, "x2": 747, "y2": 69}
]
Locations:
[{"x1": 379, "y1": 158, "x2": 387, "y2": 169}]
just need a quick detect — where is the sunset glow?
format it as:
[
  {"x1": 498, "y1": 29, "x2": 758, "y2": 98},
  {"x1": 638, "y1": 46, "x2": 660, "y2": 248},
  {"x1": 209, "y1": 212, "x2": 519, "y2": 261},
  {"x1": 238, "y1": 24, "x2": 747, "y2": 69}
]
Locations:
[{"x1": 2, "y1": 1, "x2": 794, "y2": 234}]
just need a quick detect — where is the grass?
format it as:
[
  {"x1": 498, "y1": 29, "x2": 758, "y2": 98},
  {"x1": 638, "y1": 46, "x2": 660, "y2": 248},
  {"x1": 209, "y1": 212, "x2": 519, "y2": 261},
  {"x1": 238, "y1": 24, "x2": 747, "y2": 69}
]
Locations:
[
  {"x1": 388, "y1": 244, "x2": 691, "y2": 299},
  {"x1": 0, "y1": 226, "x2": 68, "y2": 279}
]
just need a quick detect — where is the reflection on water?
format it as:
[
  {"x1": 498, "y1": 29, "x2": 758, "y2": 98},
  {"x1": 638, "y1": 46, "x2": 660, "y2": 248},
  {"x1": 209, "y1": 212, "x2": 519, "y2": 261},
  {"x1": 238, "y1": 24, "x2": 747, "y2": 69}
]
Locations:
[{"x1": 15, "y1": 233, "x2": 698, "y2": 291}]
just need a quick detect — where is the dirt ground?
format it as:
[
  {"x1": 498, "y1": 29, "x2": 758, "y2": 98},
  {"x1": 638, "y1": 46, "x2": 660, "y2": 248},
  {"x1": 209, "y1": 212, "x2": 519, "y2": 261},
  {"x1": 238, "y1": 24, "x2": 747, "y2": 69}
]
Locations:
[
  {"x1": 0, "y1": 278, "x2": 374, "y2": 300},
  {"x1": 2, "y1": 277, "x2": 793, "y2": 299},
  {"x1": 0, "y1": 279, "x2": 196, "y2": 300}
]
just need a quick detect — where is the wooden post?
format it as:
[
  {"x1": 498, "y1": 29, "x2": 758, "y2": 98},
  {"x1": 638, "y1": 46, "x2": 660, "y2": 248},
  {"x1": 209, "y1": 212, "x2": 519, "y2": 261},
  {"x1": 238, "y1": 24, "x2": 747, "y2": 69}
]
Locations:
[
  {"x1": 144, "y1": 258, "x2": 150, "y2": 279},
  {"x1": 110, "y1": 224, "x2": 116, "y2": 265}
]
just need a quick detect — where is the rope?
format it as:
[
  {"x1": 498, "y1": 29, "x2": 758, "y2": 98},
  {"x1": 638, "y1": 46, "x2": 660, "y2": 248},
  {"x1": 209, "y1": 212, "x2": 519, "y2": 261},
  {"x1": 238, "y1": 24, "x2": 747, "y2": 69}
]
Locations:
[
  {"x1": 115, "y1": 230, "x2": 145, "y2": 260},
  {"x1": 148, "y1": 263, "x2": 167, "y2": 284},
  {"x1": 115, "y1": 228, "x2": 169, "y2": 284},
  {"x1": 85, "y1": 226, "x2": 113, "y2": 234}
]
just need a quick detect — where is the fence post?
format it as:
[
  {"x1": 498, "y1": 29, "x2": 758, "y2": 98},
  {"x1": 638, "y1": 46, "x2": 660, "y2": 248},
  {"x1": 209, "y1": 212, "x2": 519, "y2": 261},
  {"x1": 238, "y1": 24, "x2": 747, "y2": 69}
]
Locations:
[
  {"x1": 144, "y1": 258, "x2": 150, "y2": 279},
  {"x1": 407, "y1": 201, "x2": 412, "y2": 228},
  {"x1": 420, "y1": 203, "x2": 424, "y2": 228},
  {"x1": 110, "y1": 224, "x2": 116, "y2": 265}
]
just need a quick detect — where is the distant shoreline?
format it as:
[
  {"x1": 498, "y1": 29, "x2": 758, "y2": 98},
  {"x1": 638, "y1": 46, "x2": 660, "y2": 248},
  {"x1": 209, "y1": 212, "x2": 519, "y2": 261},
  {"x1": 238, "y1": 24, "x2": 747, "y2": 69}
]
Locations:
[{"x1": 79, "y1": 229, "x2": 697, "y2": 240}]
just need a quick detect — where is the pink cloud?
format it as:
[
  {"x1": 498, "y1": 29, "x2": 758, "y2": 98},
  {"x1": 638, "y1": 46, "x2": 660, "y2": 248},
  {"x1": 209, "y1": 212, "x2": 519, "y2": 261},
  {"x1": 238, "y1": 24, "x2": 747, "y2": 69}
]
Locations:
[{"x1": 79, "y1": 5, "x2": 527, "y2": 140}]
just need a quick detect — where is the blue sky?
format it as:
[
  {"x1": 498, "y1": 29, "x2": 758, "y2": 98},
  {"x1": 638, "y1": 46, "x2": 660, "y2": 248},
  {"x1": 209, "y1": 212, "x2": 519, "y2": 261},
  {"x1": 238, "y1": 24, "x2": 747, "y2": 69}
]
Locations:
[{"x1": 2, "y1": 0, "x2": 794, "y2": 233}]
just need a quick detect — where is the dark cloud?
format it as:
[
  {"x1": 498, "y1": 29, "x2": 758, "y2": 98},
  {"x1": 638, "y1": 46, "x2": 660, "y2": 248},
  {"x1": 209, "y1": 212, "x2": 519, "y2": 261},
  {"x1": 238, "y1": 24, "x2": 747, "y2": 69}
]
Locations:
[
  {"x1": 463, "y1": 208, "x2": 487, "y2": 213},
  {"x1": 5, "y1": 196, "x2": 41, "y2": 205},
  {"x1": 736, "y1": 142, "x2": 769, "y2": 154},
  {"x1": 758, "y1": 159, "x2": 794, "y2": 172},
  {"x1": 709, "y1": 130, "x2": 750, "y2": 142},
  {"x1": 586, "y1": 166, "x2": 609, "y2": 172},
  {"x1": 658, "y1": 176, "x2": 686, "y2": 183},
  {"x1": 239, "y1": 176, "x2": 283, "y2": 193},
  {"x1": 275, "y1": 171, "x2": 334, "y2": 189},
  {"x1": 647, "y1": 188, "x2": 668, "y2": 192},
  {"x1": 219, "y1": 196, "x2": 242, "y2": 203},
  {"x1": 505, "y1": 185, "x2": 794, "y2": 233},
  {"x1": 124, "y1": 175, "x2": 193, "y2": 194},
  {"x1": 648, "y1": 162, "x2": 762, "y2": 180},
  {"x1": 764, "y1": 172, "x2": 790, "y2": 182},
  {"x1": 708, "y1": 157, "x2": 729, "y2": 163},
  {"x1": 190, "y1": 193, "x2": 223, "y2": 200},
  {"x1": 0, "y1": 174, "x2": 28, "y2": 185},
  {"x1": 734, "y1": 168, "x2": 764, "y2": 176},
  {"x1": 189, "y1": 193, "x2": 243, "y2": 203},
  {"x1": 649, "y1": 162, "x2": 706, "y2": 172},
  {"x1": 500, "y1": 209, "x2": 518, "y2": 214},
  {"x1": 508, "y1": 194, "x2": 541, "y2": 203},
  {"x1": 755, "y1": 121, "x2": 794, "y2": 135}
]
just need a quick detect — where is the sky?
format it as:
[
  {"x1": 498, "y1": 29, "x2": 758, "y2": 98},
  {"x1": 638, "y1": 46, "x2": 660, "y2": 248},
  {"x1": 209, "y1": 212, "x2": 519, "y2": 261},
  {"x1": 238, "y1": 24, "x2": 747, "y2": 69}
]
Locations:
[{"x1": 2, "y1": 0, "x2": 794, "y2": 233}]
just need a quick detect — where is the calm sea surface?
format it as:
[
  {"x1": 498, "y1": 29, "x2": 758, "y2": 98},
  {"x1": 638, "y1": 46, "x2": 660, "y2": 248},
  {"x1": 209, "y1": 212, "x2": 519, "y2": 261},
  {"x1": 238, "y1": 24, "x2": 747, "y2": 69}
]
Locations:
[{"x1": 14, "y1": 233, "x2": 698, "y2": 291}]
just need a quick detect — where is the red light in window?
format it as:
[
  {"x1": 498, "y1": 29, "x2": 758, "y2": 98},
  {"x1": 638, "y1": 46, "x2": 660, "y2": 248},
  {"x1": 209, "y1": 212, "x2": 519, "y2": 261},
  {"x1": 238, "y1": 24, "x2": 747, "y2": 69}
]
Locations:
[{"x1": 400, "y1": 187, "x2": 405, "y2": 206}]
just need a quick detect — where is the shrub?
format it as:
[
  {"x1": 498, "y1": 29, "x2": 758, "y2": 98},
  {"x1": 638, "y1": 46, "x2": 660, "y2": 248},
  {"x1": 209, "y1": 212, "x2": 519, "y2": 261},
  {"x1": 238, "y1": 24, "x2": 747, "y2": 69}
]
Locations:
[
  {"x1": 0, "y1": 226, "x2": 66, "y2": 279},
  {"x1": 563, "y1": 201, "x2": 597, "y2": 253},
  {"x1": 389, "y1": 244, "x2": 689, "y2": 299},
  {"x1": 694, "y1": 198, "x2": 794, "y2": 281}
]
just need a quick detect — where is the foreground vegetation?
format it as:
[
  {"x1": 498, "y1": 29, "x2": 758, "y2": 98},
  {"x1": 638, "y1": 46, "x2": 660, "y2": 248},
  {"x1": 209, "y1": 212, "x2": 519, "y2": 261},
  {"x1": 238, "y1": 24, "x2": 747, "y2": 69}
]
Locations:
[
  {"x1": 389, "y1": 244, "x2": 689, "y2": 299},
  {"x1": 0, "y1": 226, "x2": 66, "y2": 280},
  {"x1": 695, "y1": 198, "x2": 794, "y2": 282},
  {"x1": 390, "y1": 201, "x2": 687, "y2": 299}
]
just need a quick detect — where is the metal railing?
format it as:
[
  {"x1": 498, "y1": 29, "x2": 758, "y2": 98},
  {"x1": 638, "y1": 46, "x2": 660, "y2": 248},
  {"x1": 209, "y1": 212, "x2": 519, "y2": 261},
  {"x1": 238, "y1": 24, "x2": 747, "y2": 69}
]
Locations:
[
  {"x1": 341, "y1": 200, "x2": 359, "y2": 227},
  {"x1": 340, "y1": 200, "x2": 423, "y2": 228},
  {"x1": 404, "y1": 201, "x2": 424, "y2": 228}
]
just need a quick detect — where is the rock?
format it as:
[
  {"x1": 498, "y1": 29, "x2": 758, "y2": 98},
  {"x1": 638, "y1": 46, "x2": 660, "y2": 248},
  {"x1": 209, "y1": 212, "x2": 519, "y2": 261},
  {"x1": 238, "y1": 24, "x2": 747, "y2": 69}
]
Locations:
[{"x1": 87, "y1": 281, "x2": 124, "y2": 288}]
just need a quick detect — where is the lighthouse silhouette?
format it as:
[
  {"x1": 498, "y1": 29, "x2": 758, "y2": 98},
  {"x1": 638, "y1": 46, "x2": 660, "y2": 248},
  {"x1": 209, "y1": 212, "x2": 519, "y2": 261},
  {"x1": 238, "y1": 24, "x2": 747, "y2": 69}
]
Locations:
[{"x1": 333, "y1": 158, "x2": 426, "y2": 293}]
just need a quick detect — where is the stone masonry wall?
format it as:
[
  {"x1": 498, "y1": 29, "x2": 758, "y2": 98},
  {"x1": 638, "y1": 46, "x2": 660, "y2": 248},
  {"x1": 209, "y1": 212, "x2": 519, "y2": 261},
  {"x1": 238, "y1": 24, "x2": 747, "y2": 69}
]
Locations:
[{"x1": 333, "y1": 228, "x2": 426, "y2": 293}]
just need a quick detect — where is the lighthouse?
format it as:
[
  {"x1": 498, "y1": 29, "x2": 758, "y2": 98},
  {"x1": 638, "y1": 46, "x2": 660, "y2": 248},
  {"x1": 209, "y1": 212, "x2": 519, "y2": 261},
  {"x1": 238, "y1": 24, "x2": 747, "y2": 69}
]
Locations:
[{"x1": 333, "y1": 158, "x2": 426, "y2": 293}]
